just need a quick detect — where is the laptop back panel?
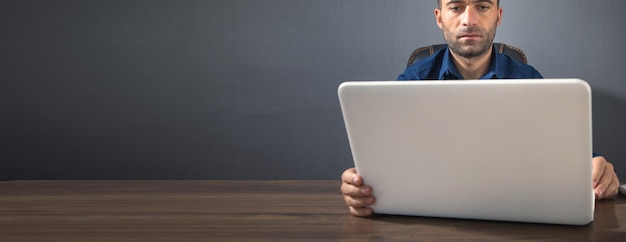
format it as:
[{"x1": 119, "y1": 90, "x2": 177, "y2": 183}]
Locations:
[{"x1": 338, "y1": 79, "x2": 594, "y2": 225}]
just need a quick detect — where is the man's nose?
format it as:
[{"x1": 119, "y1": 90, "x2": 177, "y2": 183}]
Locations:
[{"x1": 460, "y1": 7, "x2": 478, "y2": 26}]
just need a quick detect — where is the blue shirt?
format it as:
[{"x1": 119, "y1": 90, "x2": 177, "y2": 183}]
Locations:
[
  {"x1": 397, "y1": 45, "x2": 601, "y2": 157},
  {"x1": 397, "y1": 46, "x2": 543, "y2": 80}
]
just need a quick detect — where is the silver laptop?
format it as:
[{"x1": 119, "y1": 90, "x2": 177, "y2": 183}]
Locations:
[{"x1": 338, "y1": 79, "x2": 594, "y2": 225}]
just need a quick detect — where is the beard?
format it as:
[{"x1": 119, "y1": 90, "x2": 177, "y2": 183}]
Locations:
[{"x1": 442, "y1": 20, "x2": 498, "y2": 59}]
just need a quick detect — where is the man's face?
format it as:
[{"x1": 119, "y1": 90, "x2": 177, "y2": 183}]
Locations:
[{"x1": 435, "y1": 0, "x2": 502, "y2": 59}]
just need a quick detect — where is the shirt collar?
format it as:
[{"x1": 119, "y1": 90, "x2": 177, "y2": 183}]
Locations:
[{"x1": 438, "y1": 45, "x2": 502, "y2": 80}]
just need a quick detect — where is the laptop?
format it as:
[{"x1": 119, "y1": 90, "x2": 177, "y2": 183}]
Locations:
[{"x1": 338, "y1": 79, "x2": 594, "y2": 225}]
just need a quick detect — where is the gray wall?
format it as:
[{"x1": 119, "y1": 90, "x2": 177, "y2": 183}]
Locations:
[{"x1": 1, "y1": 0, "x2": 625, "y2": 180}]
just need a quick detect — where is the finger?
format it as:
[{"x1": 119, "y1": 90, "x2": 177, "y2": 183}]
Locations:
[
  {"x1": 604, "y1": 173, "x2": 620, "y2": 198},
  {"x1": 591, "y1": 157, "x2": 606, "y2": 188},
  {"x1": 598, "y1": 171, "x2": 620, "y2": 199},
  {"x1": 344, "y1": 194, "x2": 376, "y2": 208},
  {"x1": 341, "y1": 182, "x2": 373, "y2": 197},
  {"x1": 349, "y1": 206, "x2": 374, "y2": 217},
  {"x1": 606, "y1": 173, "x2": 620, "y2": 197},
  {"x1": 341, "y1": 167, "x2": 363, "y2": 186},
  {"x1": 595, "y1": 161, "x2": 616, "y2": 199}
]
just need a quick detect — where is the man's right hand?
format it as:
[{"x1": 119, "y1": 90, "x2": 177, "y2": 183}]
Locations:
[{"x1": 340, "y1": 167, "x2": 376, "y2": 217}]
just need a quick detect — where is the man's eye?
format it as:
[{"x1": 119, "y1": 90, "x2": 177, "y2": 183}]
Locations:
[
  {"x1": 449, "y1": 6, "x2": 464, "y2": 12},
  {"x1": 477, "y1": 5, "x2": 490, "y2": 11}
]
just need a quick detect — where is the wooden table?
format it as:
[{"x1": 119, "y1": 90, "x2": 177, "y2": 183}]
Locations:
[{"x1": 0, "y1": 180, "x2": 624, "y2": 241}]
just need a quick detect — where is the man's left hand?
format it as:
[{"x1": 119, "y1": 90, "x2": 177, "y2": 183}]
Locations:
[{"x1": 592, "y1": 156, "x2": 620, "y2": 199}]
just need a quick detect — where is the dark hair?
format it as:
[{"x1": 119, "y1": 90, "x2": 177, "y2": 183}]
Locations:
[{"x1": 437, "y1": 0, "x2": 500, "y2": 9}]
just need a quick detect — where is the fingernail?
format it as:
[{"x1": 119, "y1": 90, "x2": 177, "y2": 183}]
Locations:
[
  {"x1": 352, "y1": 177, "x2": 358, "y2": 184},
  {"x1": 366, "y1": 197, "x2": 375, "y2": 204}
]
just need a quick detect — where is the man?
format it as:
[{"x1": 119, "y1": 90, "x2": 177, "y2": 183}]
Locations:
[{"x1": 340, "y1": 0, "x2": 620, "y2": 217}]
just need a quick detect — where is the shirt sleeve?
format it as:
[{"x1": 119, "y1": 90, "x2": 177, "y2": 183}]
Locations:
[
  {"x1": 531, "y1": 67, "x2": 544, "y2": 78},
  {"x1": 397, "y1": 72, "x2": 411, "y2": 80},
  {"x1": 397, "y1": 65, "x2": 420, "y2": 80}
]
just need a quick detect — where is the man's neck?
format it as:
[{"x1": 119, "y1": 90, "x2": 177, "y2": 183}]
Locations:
[{"x1": 449, "y1": 47, "x2": 493, "y2": 80}]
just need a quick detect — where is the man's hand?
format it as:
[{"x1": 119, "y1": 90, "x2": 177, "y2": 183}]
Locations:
[
  {"x1": 341, "y1": 167, "x2": 376, "y2": 217},
  {"x1": 592, "y1": 156, "x2": 620, "y2": 199}
]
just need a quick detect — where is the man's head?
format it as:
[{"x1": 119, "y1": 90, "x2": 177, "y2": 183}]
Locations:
[{"x1": 435, "y1": 0, "x2": 502, "y2": 59}]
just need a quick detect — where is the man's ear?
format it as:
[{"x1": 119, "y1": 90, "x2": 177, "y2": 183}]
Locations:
[
  {"x1": 496, "y1": 7, "x2": 502, "y2": 26},
  {"x1": 434, "y1": 8, "x2": 443, "y2": 29}
]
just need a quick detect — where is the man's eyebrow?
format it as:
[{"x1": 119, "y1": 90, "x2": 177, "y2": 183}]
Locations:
[
  {"x1": 445, "y1": 0, "x2": 466, "y2": 6},
  {"x1": 473, "y1": 0, "x2": 495, "y2": 5},
  {"x1": 444, "y1": 0, "x2": 494, "y2": 6}
]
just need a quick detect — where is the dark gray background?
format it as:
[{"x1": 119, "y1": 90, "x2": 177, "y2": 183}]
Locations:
[{"x1": 1, "y1": 0, "x2": 624, "y2": 180}]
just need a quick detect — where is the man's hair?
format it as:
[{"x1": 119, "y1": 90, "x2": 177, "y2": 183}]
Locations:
[{"x1": 437, "y1": 0, "x2": 500, "y2": 9}]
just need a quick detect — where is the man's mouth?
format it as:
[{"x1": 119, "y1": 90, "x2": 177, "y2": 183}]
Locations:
[{"x1": 459, "y1": 34, "x2": 481, "y2": 38}]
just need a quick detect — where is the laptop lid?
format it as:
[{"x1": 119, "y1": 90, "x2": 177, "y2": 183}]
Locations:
[{"x1": 338, "y1": 79, "x2": 594, "y2": 225}]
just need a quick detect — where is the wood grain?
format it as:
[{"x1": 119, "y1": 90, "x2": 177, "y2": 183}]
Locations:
[{"x1": 0, "y1": 180, "x2": 624, "y2": 241}]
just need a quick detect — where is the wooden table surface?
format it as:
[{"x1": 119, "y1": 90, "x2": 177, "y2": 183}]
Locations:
[{"x1": 0, "y1": 180, "x2": 624, "y2": 241}]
